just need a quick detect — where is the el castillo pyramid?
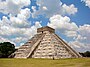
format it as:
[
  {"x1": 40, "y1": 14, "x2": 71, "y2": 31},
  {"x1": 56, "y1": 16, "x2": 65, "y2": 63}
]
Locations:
[{"x1": 11, "y1": 26, "x2": 82, "y2": 59}]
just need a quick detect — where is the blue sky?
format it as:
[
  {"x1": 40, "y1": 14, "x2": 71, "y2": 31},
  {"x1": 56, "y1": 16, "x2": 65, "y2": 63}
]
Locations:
[
  {"x1": 61, "y1": 0, "x2": 90, "y2": 25},
  {"x1": 0, "y1": 0, "x2": 90, "y2": 52}
]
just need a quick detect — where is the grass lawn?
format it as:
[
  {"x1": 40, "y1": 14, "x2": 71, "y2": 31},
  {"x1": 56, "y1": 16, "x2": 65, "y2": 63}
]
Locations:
[{"x1": 0, "y1": 58, "x2": 90, "y2": 67}]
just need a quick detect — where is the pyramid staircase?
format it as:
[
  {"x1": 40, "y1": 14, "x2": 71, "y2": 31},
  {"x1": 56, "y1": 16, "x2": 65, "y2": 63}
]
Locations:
[
  {"x1": 14, "y1": 33, "x2": 45, "y2": 58},
  {"x1": 12, "y1": 26, "x2": 82, "y2": 58}
]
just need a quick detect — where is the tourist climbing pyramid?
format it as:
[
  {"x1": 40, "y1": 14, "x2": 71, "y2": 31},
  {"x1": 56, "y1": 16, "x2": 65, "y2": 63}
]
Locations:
[{"x1": 12, "y1": 26, "x2": 82, "y2": 59}]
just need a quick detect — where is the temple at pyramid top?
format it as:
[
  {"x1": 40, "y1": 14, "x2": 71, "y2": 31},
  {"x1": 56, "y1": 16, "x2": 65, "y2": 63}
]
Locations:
[{"x1": 37, "y1": 26, "x2": 55, "y2": 33}]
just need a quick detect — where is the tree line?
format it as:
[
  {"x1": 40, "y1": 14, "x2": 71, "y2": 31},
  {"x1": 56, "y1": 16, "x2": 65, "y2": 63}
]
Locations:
[
  {"x1": 79, "y1": 51, "x2": 90, "y2": 57},
  {"x1": 0, "y1": 42, "x2": 15, "y2": 58},
  {"x1": 0, "y1": 42, "x2": 90, "y2": 58}
]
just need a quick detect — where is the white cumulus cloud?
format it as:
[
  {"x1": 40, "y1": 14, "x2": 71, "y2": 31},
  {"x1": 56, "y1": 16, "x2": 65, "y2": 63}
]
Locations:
[
  {"x1": 0, "y1": 36, "x2": 16, "y2": 46},
  {"x1": 78, "y1": 24, "x2": 90, "y2": 43},
  {"x1": 32, "y1": 0, "x2": 63, "y2": 17},
  {"x1": 48, "y1": 15, "x2": 78, "y2": 37},
  {"x1": 0, "y1": 0, "x2": 30, "y2": 15},
  {"x1": 69, "y1": 41, "x2": 90, "y2": 52},
  {"x1": 32, "y1": 0, "x2": 78, "y2": 17},
  {"x1": 81, "y1": 0, "x2": 90, "y2": 8},
  {"x1": 31, "y1": 6, "x2": 37, "y2": 12},
  {"x1": 10, "y1": 8, "x2": 31, "y2": 28},
  {"x1": 0, "y1": 18, "x2": 42, "y2": 46},
  {"x1": 42, "y1": 6, "x2": 48, "y2": 10},
  {"x1": 0, "y1": 7, "x2": 42, "y2": 47},
  {"x1": 68, "y1": 24, "x2": 90, "y2": 52},
  {"x1": 62, "y1": 4, "x2": 78, "y2": 15}
]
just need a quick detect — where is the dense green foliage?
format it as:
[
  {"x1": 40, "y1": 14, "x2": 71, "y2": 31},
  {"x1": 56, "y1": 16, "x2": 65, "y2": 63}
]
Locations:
[
  {"x1": 0, "y1": 58, "x2": 90, "y2": 67},
  {"x1": 80, "y1": 51, "x2": 90, "y2": 57},
  {"x1": 0, "y1": 42, "x2": 15, "y2": 58},
  {"x1": 84, "y1": 51, "x2": 90, "y2": 57}
]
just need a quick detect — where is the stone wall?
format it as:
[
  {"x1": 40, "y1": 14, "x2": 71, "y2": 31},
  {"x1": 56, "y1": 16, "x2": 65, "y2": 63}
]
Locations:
[{"x1": 31, "y1": 31, "x2": 74, "y2": 59}]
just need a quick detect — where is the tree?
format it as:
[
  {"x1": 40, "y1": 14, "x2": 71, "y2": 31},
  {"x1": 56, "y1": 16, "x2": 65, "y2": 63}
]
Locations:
[
  {"x1": 0, "y1": 42, "x2": 15, "y2": 58},
  {"x1": 84, "y1": 51, "x2": 90, "y2": 57},
  {"x1": 79, "y1": 51, "x2": 90, "y2": 57}
]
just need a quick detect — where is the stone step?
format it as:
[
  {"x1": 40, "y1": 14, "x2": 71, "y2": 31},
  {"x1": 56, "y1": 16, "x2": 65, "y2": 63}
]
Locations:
[{"x1": 14, "y1": 33, "x2": 43, "y2": 58}]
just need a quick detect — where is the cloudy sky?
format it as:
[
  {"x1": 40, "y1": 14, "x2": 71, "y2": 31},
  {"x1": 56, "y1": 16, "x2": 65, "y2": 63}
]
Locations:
[{"x1": 0, "y1": 0, "x2": 90, "y2": 52}]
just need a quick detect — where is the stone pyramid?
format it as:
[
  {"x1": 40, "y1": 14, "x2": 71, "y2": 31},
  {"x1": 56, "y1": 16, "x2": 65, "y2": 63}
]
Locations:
[{"x1": 12, "y1": 26, "x2": 82, "y2": 59}]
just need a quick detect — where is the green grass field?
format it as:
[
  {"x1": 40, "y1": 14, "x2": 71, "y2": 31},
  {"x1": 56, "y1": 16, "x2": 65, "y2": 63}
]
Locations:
[{"x1": 0, "y1": 58, "x2": 90, "y2": 67}]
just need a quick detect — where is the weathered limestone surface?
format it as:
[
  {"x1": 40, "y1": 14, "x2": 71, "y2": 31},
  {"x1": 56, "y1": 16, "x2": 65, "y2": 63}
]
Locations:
[{"x1": 12, "y1": 26, "x2": 82, "y2": 59}]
